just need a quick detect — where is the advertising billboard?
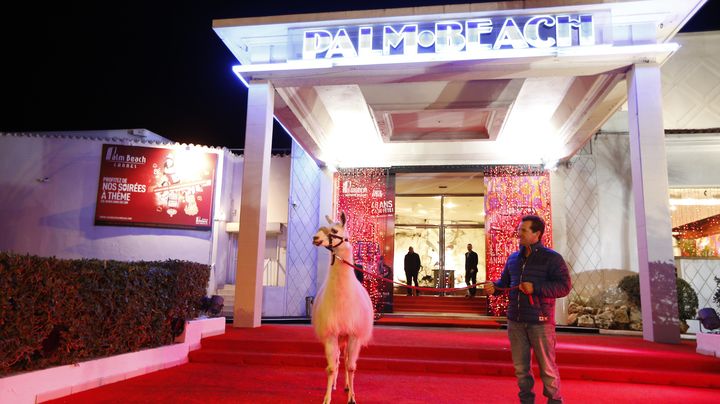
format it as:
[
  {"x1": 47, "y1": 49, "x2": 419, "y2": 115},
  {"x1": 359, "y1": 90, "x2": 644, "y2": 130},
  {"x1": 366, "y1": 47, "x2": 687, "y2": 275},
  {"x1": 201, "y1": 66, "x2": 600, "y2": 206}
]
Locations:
[{"x1": 95, "y1": 144, "x2": 218, "y2": 230}]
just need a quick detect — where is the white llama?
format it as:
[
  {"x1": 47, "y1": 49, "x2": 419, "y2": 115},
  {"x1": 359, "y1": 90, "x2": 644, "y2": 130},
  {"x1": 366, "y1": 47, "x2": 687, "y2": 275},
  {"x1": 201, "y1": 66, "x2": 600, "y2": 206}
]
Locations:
[{"x1": 312, "y1": 212, "x2": 374, "y2": 404}]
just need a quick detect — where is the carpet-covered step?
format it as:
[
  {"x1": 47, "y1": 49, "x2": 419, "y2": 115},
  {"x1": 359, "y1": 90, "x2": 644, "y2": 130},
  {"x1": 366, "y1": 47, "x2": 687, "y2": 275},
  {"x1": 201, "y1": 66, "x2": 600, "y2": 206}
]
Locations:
[
  {"x1": 188, "y1": 325, "x2": 720, "y2": 389},
  {"x1": 189, "y1": 347, "x2": 720, "y2": 389},
  {"x1": 195, "y1": 334, "x2": 720, "y2": 373},
  {"x1": 374, "y1": 315, "x2": 504, "y2": 329},
  {"x1": 193, "y1": 339, "x2": 513, "y2": 363},
  {"x1": 392, "y1": 295, "x2": 488, "y2": 314},
  {"x1": 193, "y1": 336, "x2": 720, "y2": 374}
]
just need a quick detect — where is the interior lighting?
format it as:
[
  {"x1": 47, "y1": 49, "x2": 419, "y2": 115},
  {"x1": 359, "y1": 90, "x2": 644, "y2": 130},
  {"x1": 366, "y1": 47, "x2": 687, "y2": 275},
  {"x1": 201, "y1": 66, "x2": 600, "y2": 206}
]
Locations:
[
  {"x1": 669, "y1": 198, "x2": 720, "y2": 206},
  {"x1": 542, "y1": 158, "x2": 560, "y2": 171}
]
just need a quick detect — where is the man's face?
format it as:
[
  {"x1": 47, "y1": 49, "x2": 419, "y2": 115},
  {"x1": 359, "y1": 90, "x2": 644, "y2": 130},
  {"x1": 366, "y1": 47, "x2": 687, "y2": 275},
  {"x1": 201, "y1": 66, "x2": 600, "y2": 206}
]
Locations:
[
  {"x1": 467, "y1": 244, "x2": 472, "y2": 252},
  {"x1": 408, "y1": 247, "x2": 414, "y2": 253},
  {"x1": 517, "y1": 220, "x2": 540, "y2": 247}
]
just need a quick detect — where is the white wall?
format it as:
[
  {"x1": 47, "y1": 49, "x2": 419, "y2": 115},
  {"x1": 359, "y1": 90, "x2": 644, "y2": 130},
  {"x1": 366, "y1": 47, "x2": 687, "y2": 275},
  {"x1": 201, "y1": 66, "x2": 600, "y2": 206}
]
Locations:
[
  {"x1": 0, "y1": 134, "x2": 294, "y2": 294},
  {"x1": 0, "y1": 135, "x2": 211, "y2": 263},
  {"x1": 222, "y1": 154, "x2": 290, "y2": 286},
  {"x1": 594, "y1": 134, "x2": 638, "y2": 273},
  {"x1": 267, "y1": 155, "x2": 290, "y2": 224},
  {"x1": 661, "y1": 31, "x2": 720, "y2": 130},
  {"x1": 315, "y1": 167, "x2": 336, "y2": 292},
  {"x1": 666, "y1": 134, "x2": 720, "y2": 187},
  {"x1": 561, "y1": 132, "x2": 720, "y2": 301},
  {"x1": 208, "y1": 152, "x2": 243, "y2": 290}
]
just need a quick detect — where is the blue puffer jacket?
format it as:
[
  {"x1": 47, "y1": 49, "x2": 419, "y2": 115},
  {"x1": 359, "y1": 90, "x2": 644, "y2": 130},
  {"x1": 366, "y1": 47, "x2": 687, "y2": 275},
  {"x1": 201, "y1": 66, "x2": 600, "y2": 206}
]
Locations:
[{"x1": 493, "y1": 241, "x2": 571, "y2": 324}]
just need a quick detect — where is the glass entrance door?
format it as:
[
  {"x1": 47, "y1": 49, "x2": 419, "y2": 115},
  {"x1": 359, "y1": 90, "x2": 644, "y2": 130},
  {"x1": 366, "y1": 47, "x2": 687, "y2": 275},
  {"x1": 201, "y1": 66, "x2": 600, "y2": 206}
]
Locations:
[
  {"x1": 394, "y1": 194, "x2": 484, "y2": 295},
  {"x1": 393, "y1": 196, "x2": 441, "y2": 291}
]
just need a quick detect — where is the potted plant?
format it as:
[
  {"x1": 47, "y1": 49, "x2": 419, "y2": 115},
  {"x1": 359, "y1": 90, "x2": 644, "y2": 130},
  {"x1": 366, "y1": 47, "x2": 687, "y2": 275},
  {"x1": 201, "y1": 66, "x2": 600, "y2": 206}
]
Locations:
[{"x1": 676, "y1": 278, "x2": 699, "y2": 333}]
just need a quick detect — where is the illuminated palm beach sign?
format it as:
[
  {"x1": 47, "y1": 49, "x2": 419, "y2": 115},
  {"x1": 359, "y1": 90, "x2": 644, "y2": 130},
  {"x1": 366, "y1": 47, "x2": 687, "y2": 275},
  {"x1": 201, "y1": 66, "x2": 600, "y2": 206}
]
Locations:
[{"x1": 296, "y1": 13, "x2": 605, "y2": 61}]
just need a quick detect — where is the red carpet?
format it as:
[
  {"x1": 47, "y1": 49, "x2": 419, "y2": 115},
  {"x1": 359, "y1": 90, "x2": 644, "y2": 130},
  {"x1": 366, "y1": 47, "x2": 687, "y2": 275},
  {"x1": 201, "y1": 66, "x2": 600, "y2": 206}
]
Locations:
[
  {"x1": 375, "y1": 315, "x2": 503, "y2": 328},
  {"x1": 392, "y1": 295, "x2": 488, "y2": 314},
  {"x1": 46, "y1": 324, "x2": 720, "y2": 403}
]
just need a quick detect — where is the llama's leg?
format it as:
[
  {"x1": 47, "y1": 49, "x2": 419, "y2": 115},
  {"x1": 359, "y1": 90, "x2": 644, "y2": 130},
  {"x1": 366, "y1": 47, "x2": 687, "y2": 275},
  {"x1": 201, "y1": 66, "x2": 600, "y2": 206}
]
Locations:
[
  {"x1": 323, "y1": 338, "x2": 340, "y2": 404},
  {"x1": 345, "y1": 336, "x2": 362, "y2": 404},
  {"x1": 333, "y1": 347, "x2": 340, "y2": 390},
  {"x1": 343, "y1": 343, "x2": 350, "y2": 392}
]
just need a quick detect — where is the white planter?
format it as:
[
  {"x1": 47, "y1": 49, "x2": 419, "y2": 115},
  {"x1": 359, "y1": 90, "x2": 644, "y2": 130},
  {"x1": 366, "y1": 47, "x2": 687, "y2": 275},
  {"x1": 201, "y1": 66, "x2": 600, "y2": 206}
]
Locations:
[
  {"x1": 0, "y1": 317, "x2": 226, "y2": 404},
  {"x1": 696, "y1": 332, "x2": 720, "y2": 357}
]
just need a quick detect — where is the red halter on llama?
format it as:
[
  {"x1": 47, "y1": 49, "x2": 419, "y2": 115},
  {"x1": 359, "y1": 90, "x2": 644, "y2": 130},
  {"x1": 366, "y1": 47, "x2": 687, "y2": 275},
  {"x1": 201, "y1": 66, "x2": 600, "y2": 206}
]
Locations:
[{"x1": 312, "y1": 212, "x2": 374, "y2": 404}]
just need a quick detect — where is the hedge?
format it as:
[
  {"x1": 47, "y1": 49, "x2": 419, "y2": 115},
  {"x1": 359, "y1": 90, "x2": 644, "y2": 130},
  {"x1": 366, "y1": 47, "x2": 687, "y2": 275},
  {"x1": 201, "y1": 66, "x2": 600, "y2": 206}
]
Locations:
[{"x1": 0, "y1": 252, "x2": 210, "y2": 376}]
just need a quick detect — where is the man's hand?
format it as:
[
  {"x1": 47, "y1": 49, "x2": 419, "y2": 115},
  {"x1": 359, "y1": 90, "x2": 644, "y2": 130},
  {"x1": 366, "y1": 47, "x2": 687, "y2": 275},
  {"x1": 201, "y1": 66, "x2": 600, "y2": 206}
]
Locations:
[
  {"x1": 483, "y1": 281, "x2": 495, "y2": 295},
  {"x1": 519, "y1": 282, "x2": 534, "y2": 295}
]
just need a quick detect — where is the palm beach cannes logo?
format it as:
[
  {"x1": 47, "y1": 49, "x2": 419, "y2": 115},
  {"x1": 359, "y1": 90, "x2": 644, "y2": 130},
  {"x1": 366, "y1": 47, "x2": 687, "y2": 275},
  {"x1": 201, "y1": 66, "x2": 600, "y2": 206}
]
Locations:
[{"x1": 342, "y1": 180, "x2": 368, "y2": 197}]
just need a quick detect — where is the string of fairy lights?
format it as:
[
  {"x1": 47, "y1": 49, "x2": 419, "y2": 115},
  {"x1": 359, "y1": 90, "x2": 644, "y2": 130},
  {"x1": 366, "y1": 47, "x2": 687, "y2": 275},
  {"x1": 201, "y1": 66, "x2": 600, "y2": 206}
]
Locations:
[
  {"x1": 335, "y1": 168, "x2": 392, "y2": 319},
  {"x1": 334, "y1": 165, "x2": 552, "y2": 317},
  {"x1": 483, "y1": 165, "x2": 552, "y2": 315}
]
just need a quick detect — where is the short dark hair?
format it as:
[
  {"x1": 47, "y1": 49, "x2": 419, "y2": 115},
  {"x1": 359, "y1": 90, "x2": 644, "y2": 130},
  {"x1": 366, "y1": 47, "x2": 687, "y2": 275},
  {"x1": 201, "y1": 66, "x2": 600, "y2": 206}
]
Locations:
[{"x1": 522, "y1": 215, "x2": 545, "y2": 239}]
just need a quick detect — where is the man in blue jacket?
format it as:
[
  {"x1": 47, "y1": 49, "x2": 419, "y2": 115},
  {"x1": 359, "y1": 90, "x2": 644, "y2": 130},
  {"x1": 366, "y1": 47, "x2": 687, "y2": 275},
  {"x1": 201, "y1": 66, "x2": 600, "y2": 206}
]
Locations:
[{"x1": 484, "y1": 215, "x2": 571, "y2": 404}]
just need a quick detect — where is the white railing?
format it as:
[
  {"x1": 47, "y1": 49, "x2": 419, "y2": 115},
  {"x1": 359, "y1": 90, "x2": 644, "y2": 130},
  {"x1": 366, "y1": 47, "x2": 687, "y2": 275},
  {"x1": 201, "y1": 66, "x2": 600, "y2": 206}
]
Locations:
[{"x1": 263, "y1": 258, "x2": 287, "y2": 286}]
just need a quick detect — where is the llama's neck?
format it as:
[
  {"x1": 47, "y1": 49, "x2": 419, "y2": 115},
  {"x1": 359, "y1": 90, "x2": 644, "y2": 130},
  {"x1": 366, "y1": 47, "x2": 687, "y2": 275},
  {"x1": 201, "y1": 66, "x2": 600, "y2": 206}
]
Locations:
[{"x1": 327, "y1": 245, "x2": 355, "y2": 281}]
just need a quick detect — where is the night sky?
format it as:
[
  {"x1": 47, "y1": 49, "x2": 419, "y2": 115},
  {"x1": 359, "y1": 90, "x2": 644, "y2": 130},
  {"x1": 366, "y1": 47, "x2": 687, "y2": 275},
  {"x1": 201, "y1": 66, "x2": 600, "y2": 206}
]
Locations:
[{"x1": 2, "y1": 0, "x2": 718, "y2": 151}]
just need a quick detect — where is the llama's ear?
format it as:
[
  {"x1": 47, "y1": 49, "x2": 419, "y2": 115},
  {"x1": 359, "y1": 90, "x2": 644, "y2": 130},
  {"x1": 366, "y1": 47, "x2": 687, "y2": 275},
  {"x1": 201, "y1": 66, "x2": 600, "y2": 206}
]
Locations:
[
  {"x1": 340, "y1": 212, "x2": 346, "y2": 226},
  {"x1": 325, "y1": 215, "x2": 333, "y2": 224}
]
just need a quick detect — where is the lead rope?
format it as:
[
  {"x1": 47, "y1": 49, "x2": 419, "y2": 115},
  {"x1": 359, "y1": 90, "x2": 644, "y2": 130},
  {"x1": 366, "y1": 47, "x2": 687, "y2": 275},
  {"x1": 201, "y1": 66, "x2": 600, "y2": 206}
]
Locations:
[{"x1": 333, "y1": 254, "x2": 532, "y2": 303}]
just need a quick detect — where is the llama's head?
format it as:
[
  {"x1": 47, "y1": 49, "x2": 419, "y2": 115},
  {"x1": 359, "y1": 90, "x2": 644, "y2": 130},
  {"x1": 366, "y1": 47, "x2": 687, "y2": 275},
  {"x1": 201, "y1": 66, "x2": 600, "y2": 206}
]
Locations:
[{"x1": 312, "y1": 212, "x2": 348, "y2": 248}]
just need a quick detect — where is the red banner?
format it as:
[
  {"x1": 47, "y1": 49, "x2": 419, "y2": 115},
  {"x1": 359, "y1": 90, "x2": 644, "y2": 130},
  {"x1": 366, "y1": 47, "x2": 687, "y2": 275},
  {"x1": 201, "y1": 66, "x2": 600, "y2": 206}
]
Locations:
[
  {"x1": 335, "y1": 168, "x2": 394, "y2": 315},
  {"x1": 484, "y1": 167, "x2": 552, "y2": 315},
  {"x1": 94, "y1": 144, "x2": 218, "y2": 230}
]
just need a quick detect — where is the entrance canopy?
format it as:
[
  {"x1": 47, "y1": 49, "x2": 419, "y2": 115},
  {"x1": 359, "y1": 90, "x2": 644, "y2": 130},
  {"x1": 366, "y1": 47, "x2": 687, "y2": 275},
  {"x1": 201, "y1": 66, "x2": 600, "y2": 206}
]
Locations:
[{"x1": 213, "y1": 0, "x2": 706, "y2": 168}]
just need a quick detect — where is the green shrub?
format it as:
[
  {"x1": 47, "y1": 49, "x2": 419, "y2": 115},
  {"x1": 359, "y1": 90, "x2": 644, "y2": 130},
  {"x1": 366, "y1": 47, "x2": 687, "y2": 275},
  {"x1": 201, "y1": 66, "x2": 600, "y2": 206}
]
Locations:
[
  {"x1": 618, "y1": 274, "x2": 641, "y2": 307},
  {"x1": 617, "y1": 273, "x2": 698, "y2": 326},
  {"x1": 676, "y1": 278, "x2": 698, "y2": 324},
  {"x1": 0, "y1": 253, "x2": 209, "y2": 376}
]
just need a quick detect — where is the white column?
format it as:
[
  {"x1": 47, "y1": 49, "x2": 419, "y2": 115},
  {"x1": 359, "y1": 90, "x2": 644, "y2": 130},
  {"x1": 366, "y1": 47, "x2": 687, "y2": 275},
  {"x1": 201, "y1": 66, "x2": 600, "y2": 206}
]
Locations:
[
  {"x1": 234, "y1": 82, "x2": 274, "y2": 328},
  {"x1": 627, "y1": 64, "x2": 679, "y2": 344}
]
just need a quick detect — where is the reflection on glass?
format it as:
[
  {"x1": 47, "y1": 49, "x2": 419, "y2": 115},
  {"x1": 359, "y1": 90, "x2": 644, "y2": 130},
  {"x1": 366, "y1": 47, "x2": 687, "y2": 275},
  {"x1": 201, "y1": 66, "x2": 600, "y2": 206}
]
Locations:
[
  {"x1": 670, "y1": 187, "x2": 720, "y2": 257},
  {"x1": 444, "y1": 196, "x2": 485, "y2": 225},
  {"x1": 395, "y1": 196, "x2": 441, "y2": 225},
  {"x1": 394, "y1": 194, "x2": 487, "y2": 293},
  {"x1": 393, "y1": 226, "x2": 439, "y2": 286},
  {"x1": 444, "y1": 228, "x2": 486, "y2": 287}
]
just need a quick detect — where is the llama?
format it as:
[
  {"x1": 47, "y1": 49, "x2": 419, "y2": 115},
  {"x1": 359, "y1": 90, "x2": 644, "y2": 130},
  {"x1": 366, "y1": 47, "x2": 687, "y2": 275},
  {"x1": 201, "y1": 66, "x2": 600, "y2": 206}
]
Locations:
[{"x1": 312, "y1": 212, "x2": 374, "y2": 404}]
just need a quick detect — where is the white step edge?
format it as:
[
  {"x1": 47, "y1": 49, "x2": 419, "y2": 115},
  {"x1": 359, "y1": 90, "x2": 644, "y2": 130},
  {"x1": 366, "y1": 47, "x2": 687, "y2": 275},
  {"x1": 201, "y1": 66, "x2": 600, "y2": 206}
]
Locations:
[{"x1": 0, "y1": 317, "x2": 226, "y2": 404}]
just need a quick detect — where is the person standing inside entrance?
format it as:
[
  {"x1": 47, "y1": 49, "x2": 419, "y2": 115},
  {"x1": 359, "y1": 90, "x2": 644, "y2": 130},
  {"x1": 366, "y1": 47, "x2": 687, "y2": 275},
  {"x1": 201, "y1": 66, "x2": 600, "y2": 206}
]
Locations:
[
  {"x1": 464, "y1": 243, "x2": 479, "y2": 297},
  {"x1": 404, "y1": 246, "x2": 421, "y2": 296},
  {"x1": 483, "y1": 215, "x2": 571, "y2": 404}
]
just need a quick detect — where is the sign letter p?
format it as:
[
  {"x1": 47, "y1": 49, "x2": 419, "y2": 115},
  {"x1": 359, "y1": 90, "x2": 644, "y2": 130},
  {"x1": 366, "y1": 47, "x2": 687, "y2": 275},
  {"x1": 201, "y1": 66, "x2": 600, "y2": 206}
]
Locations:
[{"x1": 303, "y1": 30, "x2": 333, "y2": 59}]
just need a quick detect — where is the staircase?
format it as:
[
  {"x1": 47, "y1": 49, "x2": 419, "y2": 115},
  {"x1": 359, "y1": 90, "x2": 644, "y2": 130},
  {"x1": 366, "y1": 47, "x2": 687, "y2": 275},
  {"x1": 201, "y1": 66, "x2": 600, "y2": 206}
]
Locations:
[
  {"x1": 188, "y1": 325, "x2": 720, "y2": 390},
  {"x1": 215, "y1": 284, "x2": 235, "y2": 318},
  {"x1": 392, "y1": 295, "x2": 488, "y2": 315}
]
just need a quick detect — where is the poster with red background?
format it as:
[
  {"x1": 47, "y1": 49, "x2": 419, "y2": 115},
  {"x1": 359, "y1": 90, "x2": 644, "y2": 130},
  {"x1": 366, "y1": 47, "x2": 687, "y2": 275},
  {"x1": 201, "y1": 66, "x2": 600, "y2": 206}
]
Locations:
[
  {"x1": 484, "y1": 166, "x2": 552, "y2": 315},
  {"x1": 335, "y1": 168, "x2": 394, "y2": 315},
  {"x1": 95, "y1": 144, "x2": 218, "y2": 230}
]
